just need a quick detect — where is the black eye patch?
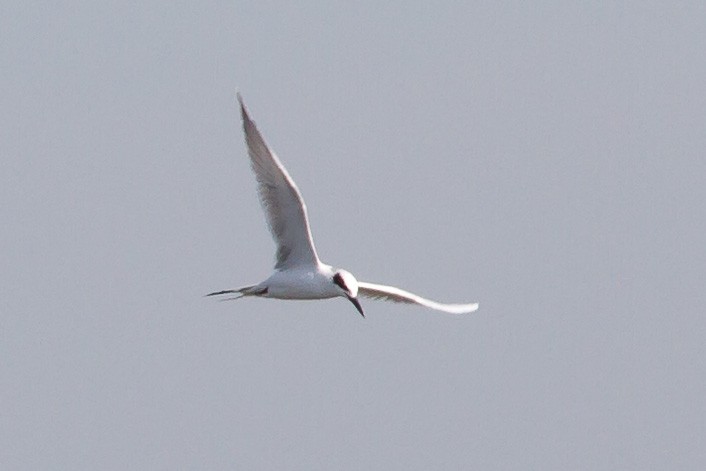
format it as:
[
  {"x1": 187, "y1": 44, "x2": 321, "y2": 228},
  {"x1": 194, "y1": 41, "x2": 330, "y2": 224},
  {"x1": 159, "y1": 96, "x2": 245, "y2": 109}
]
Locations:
[{"x1": 333, "y1": 272, "x2": 348, "y2": 292}]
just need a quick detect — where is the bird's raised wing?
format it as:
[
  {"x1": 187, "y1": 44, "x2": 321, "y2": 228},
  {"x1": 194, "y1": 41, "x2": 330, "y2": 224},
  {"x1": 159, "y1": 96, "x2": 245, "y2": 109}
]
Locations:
[
  {"x1": 238, "y1": 94, "x2": 320, "y2": 269},
  {"x1": 357, "y1": 281, "x2": 479, "y2": 314}
]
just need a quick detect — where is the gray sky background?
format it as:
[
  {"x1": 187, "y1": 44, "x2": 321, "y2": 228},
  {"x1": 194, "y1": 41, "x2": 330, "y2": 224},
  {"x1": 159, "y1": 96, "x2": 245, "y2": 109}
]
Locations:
[{"x1": 2, "y1": 2, "x2": 705, "y2": 469}]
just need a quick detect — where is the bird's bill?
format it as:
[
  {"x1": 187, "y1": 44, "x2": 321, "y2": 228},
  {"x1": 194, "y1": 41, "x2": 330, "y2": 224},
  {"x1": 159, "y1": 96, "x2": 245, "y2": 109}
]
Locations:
[{"x1": 348, "y1": 296, "x2": 365, "y2": 318}]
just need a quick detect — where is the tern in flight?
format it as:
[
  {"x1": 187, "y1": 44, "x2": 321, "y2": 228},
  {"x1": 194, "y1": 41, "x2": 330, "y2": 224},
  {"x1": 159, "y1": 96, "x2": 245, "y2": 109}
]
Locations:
[{"x1": 207, "y1": 95, "x2": 479, "y2": 317}]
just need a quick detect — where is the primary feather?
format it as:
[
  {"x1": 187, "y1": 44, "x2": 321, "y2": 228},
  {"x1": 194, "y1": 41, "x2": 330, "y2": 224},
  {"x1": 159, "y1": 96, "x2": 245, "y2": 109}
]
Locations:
[
  {"x1": 238, "y1": 94, "x2": 320, "y2": 269},
  {"x1": 357, "y1": 281, "x2": 479, "y2": 314}
]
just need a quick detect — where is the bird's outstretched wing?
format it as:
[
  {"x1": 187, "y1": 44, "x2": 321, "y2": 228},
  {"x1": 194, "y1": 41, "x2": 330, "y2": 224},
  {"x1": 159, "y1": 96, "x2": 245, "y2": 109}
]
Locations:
[
  {"x1": 357, "y1": 281, "x2": 479, "y2": 314},
  {"x1": 238, "y1": 94, "x2": 320, "y2": 269}
]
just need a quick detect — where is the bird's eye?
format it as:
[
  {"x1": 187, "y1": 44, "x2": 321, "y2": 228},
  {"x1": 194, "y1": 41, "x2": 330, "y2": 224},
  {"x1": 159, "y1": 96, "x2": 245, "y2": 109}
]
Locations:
[{"x1": 333, "y1": 272, "x2": 348, "y2": 291}]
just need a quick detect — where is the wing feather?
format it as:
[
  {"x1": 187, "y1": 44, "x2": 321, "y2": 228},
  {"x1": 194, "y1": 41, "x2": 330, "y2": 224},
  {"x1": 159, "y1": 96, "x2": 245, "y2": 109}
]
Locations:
[
  {"x1": 238, "y1": 95, "x2": 320, "y2": 269},
  {"x1": 357, "y1": 281, "x2": 479, "y2": 314}
]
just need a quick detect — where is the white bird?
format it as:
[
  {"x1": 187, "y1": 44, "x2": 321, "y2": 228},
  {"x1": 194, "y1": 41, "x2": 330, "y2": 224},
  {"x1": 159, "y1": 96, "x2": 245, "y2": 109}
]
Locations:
[{"x1": 207, "y1": 95, "x2": 479, "y2": 317}]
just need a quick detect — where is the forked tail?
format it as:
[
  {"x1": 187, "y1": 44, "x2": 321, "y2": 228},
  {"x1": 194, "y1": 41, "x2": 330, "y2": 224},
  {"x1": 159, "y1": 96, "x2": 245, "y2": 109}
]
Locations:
[{"x1": 205, "y1": 285, "x2": 267, "y2": 301}]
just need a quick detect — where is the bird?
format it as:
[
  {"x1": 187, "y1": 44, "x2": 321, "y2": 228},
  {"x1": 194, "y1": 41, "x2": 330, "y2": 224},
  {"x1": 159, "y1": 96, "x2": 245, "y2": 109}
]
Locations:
[{"x1": 207, "y1": 94, "x2": 479, "y2": 317}]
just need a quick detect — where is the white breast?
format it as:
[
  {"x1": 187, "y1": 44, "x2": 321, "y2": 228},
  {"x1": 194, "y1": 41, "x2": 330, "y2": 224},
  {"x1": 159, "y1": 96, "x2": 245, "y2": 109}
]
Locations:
[{"x1": 263, "y1": 266, "x2": 339, "y2": 300}]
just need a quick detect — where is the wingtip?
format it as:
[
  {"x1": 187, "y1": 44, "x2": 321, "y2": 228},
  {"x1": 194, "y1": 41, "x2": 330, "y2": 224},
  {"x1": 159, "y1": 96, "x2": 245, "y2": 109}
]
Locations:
[
  {"x1": 237, "y1": 93, "x2": 252, "y2": 123},
  {"x1": 458, "y1": 303, "x2": 479, "y2": 314},
  {"x1": 439, "y1": 302, "x2": 479, "y2": 315}
]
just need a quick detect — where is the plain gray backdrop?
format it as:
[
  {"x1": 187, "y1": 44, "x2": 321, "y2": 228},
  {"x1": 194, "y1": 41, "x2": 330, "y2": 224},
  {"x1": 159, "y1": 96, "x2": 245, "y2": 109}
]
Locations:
[{"x1": 2, "y1": 1, "x2": 705, "y2": 469}]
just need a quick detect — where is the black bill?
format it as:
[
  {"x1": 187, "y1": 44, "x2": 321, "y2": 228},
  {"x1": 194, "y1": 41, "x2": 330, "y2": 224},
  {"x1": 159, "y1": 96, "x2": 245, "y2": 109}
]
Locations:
[{"x1": 348, "y1": 296, "x2": 365, "y2": 318}]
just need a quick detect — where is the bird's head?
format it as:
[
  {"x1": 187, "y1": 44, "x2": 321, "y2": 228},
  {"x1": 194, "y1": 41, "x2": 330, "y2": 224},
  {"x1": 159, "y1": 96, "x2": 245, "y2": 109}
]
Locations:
[{"x1": 332, "y1": 270, "x2": 364, "y2": 317}]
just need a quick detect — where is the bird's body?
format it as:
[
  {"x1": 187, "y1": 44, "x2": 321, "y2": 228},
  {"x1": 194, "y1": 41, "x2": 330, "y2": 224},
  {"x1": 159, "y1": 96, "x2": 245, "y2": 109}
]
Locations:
[
  {"x1": 208, "y1": 94, "x2": 478, "y2": 317},
  {"x1": 256, "y1": 264, "x2": 348, "y2": 300}
]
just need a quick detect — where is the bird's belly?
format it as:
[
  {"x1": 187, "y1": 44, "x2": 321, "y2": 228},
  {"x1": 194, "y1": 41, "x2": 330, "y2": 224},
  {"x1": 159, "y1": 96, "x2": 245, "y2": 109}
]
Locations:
[{"x1": 264, "y1": 271, "x2": 337, "y2": 300}]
